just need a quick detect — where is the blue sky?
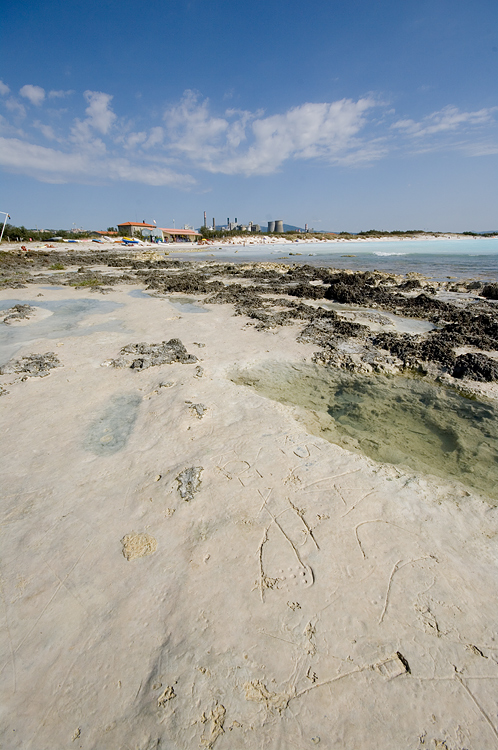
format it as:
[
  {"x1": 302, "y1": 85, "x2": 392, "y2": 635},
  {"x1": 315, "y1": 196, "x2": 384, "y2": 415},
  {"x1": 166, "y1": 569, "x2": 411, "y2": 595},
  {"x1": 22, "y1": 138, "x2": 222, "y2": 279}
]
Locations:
[{"x1": 0, "y1": 0, "x2": 497, "y2": 231}]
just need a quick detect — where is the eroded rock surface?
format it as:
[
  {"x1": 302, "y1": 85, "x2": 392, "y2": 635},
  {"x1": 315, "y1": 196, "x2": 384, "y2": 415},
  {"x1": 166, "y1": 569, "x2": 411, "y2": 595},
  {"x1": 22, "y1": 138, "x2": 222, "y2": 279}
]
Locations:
[
  {"x1": 1, "y1": 304, "x2": 35, "y2": 324},
  {"x1": 0, "y1": 352, "x2": 61, "y2": 377},
  {"x1": 111, "y1": 339, "x2": 198, "y2": 369},
  {"x1": 176, "y1": 466, "x2": 203, "y2": 500}
]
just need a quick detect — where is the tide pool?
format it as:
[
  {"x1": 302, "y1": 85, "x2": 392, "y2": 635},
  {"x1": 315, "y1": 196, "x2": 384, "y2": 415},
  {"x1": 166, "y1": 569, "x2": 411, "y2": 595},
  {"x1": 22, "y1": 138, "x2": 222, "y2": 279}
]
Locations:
[{"x1": 232, "y1": 362, "x2": 498, "y2": 502}]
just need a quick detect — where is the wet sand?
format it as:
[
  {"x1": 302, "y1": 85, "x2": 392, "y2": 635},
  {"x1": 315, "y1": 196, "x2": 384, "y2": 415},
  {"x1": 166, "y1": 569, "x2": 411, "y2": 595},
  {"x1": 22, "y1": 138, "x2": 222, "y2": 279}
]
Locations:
[{"x1": 1, "y1": 257, "x2": 498, "y2": 749}]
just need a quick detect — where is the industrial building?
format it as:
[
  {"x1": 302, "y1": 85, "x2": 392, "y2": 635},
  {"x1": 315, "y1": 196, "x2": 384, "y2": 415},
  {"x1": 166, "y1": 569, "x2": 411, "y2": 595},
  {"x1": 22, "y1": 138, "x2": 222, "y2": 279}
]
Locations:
[
  {"x1": 223, "y1": 218, "x2": 261, "y2": 232},
  {"x1": 265, "y1": 220, "x2": 284, "y2": 233}
]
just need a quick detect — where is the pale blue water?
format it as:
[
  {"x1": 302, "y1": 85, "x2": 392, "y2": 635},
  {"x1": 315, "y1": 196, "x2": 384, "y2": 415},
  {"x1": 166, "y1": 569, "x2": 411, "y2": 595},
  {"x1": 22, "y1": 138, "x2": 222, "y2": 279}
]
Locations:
[
  {"x1": 0, "y1": 298, "x2": 124, "y2": 366},
  {"x1": 128, "y1": 289, "x2": 208, "y2": 312},
  {"x1": 170, "y1": 237, "x2": 498, "y2": 282}
]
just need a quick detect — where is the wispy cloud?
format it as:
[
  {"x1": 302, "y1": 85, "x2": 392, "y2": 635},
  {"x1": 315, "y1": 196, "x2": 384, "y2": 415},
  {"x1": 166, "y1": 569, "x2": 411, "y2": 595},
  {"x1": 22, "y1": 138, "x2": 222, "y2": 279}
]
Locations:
[
  {"x1": 5, "y1": 98, "x2": 26, "y2": 118},
  {"x1": 48, "y1": 89, "x2": 74, "y2": 99},
  {"x1": 391, "y1": 105, "x2": 497, "y2": 137},
  {"x1": 19, "y1": 84, "x2": 46, "y2": 106},
  {"x1": 33, "y1": 120, "x2": 57, "y2": 141},
  {"x1": 0, "y1": 86, "x2": 496, "y2": 187},
  {"x1": 0, "y1": 136, "x2": 195, "y2": 187}
]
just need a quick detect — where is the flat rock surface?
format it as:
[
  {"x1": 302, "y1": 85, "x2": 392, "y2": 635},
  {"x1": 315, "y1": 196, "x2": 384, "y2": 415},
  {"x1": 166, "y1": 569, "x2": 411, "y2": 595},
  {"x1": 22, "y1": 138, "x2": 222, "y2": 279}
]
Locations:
[{"x1": 0, "y1": 283, "x2": 497, "y2": 750}]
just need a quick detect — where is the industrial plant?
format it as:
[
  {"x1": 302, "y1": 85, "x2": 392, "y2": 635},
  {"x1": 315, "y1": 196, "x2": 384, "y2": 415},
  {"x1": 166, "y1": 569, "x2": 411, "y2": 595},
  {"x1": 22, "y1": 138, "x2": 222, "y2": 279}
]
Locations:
[{"x1": 202, "y1": 211, "x2": 293, "y2": 233}]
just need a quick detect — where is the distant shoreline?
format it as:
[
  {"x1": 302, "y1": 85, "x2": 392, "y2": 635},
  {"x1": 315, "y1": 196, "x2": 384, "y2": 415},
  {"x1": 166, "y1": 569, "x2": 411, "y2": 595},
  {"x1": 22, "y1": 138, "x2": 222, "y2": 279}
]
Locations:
[
  {"x1": 200, "y1": 232, "x2": 498, "y2": 248},
  {"x1": 3, "y1": 232, "x2": 498, "y2": 255}
]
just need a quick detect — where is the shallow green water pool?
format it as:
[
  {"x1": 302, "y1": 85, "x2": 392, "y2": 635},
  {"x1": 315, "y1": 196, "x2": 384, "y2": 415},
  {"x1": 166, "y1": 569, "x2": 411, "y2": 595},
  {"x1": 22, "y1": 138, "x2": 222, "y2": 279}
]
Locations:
[{"x1": 232, "y1": 362, "x2": 498, "y2": 501}]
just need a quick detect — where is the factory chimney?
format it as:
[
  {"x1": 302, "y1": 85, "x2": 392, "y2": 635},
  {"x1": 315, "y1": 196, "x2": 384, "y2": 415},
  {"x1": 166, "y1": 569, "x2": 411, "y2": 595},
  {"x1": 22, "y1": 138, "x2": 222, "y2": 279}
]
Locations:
[
  {"x1": 203, "y1": 211, "x2": 207, "y2": 228},
  {"x1": 212, "y1": 218, "x2": 215, "y2": 230}
]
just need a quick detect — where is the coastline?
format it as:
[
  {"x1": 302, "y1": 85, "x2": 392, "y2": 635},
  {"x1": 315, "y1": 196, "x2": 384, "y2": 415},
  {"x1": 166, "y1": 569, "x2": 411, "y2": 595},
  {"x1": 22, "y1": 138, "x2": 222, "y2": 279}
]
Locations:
[{"x1": 1, "y1": 249, "x2": 498, "y2": 749}]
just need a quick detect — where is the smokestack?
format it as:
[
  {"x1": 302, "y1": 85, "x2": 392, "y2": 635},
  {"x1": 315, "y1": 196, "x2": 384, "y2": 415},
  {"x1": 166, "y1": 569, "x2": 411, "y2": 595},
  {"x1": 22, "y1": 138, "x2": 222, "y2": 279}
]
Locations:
[
  {"x1": 203, "y1": 211, "x2": 207, "y2": 228},
  {"x1": 235, "y1": 217, "x2": 237, "y2": 223},
  {"x1": 212, "y1": 218, "x2": 215, "y2": 230}
]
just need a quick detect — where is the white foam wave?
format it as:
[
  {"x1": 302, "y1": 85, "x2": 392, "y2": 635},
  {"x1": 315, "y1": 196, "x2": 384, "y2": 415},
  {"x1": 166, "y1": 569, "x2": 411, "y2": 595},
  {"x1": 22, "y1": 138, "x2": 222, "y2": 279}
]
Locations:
[{"x1": 373, "y1": 252, "x2": 408, "y2": 256}]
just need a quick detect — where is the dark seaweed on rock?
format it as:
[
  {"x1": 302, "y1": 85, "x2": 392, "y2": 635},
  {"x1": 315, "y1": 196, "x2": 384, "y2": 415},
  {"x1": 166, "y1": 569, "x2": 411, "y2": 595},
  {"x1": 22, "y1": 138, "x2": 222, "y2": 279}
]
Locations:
[
  {"x1": 436, "y1": 311, "x2": 498, "y2": 350},
  {"x1": 372, "y1": 332, "x2": 456, "y2": 370},
  {"x1": 324, "y1": 272, "x2": 395, "y2": 306},
  {"x1": 452, "y1": 353, "x2": 498, "y2": 381},
  {"x1": 287, "y1": 283, "x2": 326, "y2": 299},
  {"x1": 144, "y1": 273, "x2": 224, "y2": 295},
  {"x1": 481, "y1": 284, "x2": 498, "y2": 300},
  {"x1": 397, "y1": 279, "x2": 422, "y2": 290},
  {"x1": 299, "y1": 317, "x2": 368, "y2": 346}
]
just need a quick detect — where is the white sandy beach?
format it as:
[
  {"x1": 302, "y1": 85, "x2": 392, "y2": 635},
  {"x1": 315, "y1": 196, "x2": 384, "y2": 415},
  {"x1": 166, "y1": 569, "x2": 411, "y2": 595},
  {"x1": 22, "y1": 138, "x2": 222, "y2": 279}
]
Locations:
[
  {"x1": 6, "y1": 232, "x2": 495, "y2": 257},
  {"x1": 1, "y1": 278, "x2": 498, "y2": 750}
]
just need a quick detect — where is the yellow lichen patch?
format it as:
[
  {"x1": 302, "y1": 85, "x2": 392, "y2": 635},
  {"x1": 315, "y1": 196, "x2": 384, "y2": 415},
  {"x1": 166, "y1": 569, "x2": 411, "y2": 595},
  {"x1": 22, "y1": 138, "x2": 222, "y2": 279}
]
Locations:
[
  {"x1": 243, "y1": 680, "x2": 290, "y2": 713},
  {"x1": 121, "y1": 532, "x2": 157, "y2": 561}
]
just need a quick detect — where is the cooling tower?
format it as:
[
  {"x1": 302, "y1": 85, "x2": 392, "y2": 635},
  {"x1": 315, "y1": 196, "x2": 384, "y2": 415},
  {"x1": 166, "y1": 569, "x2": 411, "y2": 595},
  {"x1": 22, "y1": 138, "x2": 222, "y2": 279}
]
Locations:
[
  {"x1": 274, "y1": 220, "x2": 283, "y2": 233},
  {"x1": 267, "y1": 221, "x2": 275, "y2": 233}
]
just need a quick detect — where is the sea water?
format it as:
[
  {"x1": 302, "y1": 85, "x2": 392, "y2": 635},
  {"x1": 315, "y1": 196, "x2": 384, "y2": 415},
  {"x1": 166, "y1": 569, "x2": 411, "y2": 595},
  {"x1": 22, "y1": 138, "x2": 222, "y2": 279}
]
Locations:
[
  {"x1": 232, "y1": 362, "x2": 498, "y2": 502},
  {"x1": 174, "y1": 237, "x2": 498, "y2": 282}
]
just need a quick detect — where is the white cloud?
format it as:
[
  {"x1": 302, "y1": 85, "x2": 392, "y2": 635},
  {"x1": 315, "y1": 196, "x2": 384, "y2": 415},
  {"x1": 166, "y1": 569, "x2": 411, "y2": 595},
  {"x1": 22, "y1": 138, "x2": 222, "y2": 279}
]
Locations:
[
  {"x1": 5, "y1": 98, "x2": 26, "y2": 117},
  {"x1": 144, "y1": 126, "x2": 164, "y2": 148},
  {"x1": 391, "y1": 105, "x2": 497, "y2": 137},
  {"x1": 164, "y1": 91, "x2": 379, "y2": 175},
  {"x1": 33, "y1": 121, "x2": 57, "y2": 141},
  {"x1": 48, "y1": 89, "x2": 74, "y2": 99},
  {"x1": 19, "y1": 84, "x2": 46, "y2": 106},
  {"x1": 83, "y1": 90, "x2": 116, "y2": 134},
  {"x1": 0, "y1": 136, "x2": 195, "y2": 187},
  {"x1": 0, "y1": 86, "x2": 496, "y2": 188},
  {"x1": 164, "y1": 90, "x2": 230, "y2": 162},
  {"x1": 0, "y1": 80, "x2": 10, "y2": 96},
  {"x1": 0, "y1": 114, "x2": 27, "y2": 138},
  {"x1": 123, "y1": 131, "x2": 147, "y2": 150}
]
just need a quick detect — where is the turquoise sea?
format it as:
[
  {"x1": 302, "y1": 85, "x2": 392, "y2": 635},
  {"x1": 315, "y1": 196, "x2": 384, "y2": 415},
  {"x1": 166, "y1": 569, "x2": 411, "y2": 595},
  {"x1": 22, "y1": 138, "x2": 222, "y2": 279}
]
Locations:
[{"x1": 173, "y1": 237, "x2": 498, "y2": 282}]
